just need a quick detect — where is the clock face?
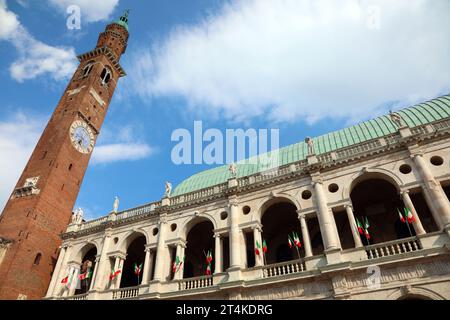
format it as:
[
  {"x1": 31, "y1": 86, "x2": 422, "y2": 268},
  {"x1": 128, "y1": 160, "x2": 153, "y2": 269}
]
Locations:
[{"x1": 69, "y1": 120, "x2": 95, "y2": 154}]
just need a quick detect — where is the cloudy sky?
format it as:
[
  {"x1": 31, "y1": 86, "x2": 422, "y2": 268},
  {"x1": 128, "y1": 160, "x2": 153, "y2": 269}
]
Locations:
[{"x1": 0, "y1": 0, "x2": 449, "y2": 220}]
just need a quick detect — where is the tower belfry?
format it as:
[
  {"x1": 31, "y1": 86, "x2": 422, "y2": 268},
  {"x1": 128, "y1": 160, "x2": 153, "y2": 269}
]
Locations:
[{"x1": 0, "y1": 11, "x2": 130, "y2": 300}]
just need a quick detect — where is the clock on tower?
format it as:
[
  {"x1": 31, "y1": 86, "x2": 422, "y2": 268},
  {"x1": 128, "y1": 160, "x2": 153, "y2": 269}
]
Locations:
[{"x1": 0, "y1": 11, "x2": 130, "y2": 300}]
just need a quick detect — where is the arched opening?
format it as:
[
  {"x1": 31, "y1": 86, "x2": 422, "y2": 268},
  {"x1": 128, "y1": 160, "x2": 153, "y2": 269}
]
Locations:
[
  {"x1": 184, "y1": 220, "x2": 214, "y2": 278},
  {"x1": 120, "y1": 235, "x2": 146, "y2": 288},
  {"x1": 261, "y1": 201, "x2": 303, "y2": 264},
  {"x1": 100, "y1": 67, "x2": 112, "y2": 85},
  {"x1": 75, "y1": 246, "x2": 97, "y2": 295},
  {"x1": 33, "y1": 253, "x2": 42, "y2": 265},
  {"x1": 350, "y1": 177, "x2": 412, "y2": 245}
]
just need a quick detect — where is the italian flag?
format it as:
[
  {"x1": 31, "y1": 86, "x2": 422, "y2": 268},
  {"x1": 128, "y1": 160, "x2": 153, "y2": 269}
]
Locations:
[
  {"x1": 363, "y1": 217, "x2": 371, "y2": 240},
  {"x1": 288, "y1": 235, "x2": 293, "y2": 248},
  {"x1": 262, "y1": 240, "x2": 268, "y2": 253},
  {"x1": 109, "y1": 268, "x2": 121, "y2": 280},
  {"x1": 78, "y1": 270, "x2": 92, "y2": 280},
  {"x1": 292, "y1": 232, "x2": 302, "y2": 248},
  {"x1": 205, "y1": 263, "x2": 212, "y2": 275},
  {"x1": 398, "y1": 208, "x2": 406, "y2": 223},
  {"x1": 173, "y1": 256, "x2": 183, "y2": 273},
  {"x1": 356, "y1": 217, "x2": 363, "y2": 235},
  {"x1": 404, "y1": 207, "x2": 415, "y2": 223},
  {"x1": 255, "y1": 240, "x2": 261, "y2": 255},
  {"x1": 134, "y1": 262, "x2": 143, "y2": 276},
  {"x1": 206, "y1": 250, "x2": 213, "y2": 264}
]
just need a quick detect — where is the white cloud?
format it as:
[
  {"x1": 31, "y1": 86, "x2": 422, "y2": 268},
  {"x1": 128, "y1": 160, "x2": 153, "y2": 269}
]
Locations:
[
  {"x1": 47, "y1": 0, "x2": 119, "y2": 23},
  {"x1": 91, "y1": 125, "x2": 155, "y2": 164},
  {"x1": 126, "y1": 0, "x2": 450, "y2": 123},
  {"x1": 92, "y1": 143, "x2": 153, "y2": 164},
  {"x1": 0, "y1": 0, "x2": 77, "y2": 82},
  {"x1": 0, "y1": 113, "x2": 45, "y2": 212}
]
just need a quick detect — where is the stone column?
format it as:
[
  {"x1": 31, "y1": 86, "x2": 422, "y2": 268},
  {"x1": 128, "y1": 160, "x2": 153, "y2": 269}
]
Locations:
[
  {"x1": 46, "y1": 245, "x2": 67, "y2": 297},
  {"x1": 298, "y1": 214, "x2": 313, "y2": 257},
  {"x1": 112, "y1": 255, "x2": 125, "y2": 289},
  {"x1": 228, "y1": 197, "x2": 242, "y2": 269},
  {"x1": 92, "y1": 230, "x2": 112, "y2": 291},
  {"x1": 141, "y1": 246, "x2": 152, "y2": 284},
  {"x1": 345, "y1": 204, "x2": 363, "y2": 248},
  {"x1": 67, "y1": 262, "x2": 81, "y2": 296},
  {"x1": 88, "y1": 255, "x2": 101, "y2": 291},
  {"x1": 173, "y1": 242, "x2": 186, "y2": 280},
  {"x1": 214, "y1": 234, "x2": 223, "y2": 273},
  {"x1": 312, "y1": 178, "x2": 340, "y2": 250},
  {"x1": 153, "y1": 214, "x2": 169, "y2": 281},
  {"x1": 411, "y1": 152, "x2": 450, "y2": 229},
  {"x1": 401, "y1": 190, "x2": 426, "y2": 235},
  {"x1": 252, "y1": 226, "x2": 264, "y2": 266}
]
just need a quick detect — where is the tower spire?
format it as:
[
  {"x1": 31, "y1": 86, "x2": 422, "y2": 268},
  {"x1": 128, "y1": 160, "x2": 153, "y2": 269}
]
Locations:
[{"x1": 115, "y1": 9, "x2": 130, "y2": 31}]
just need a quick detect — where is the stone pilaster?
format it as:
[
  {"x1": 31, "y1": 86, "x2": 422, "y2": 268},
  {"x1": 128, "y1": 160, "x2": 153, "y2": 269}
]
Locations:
[
  {"x1": 173, "y1": 242, "x2": 186, "y2": 280},
  {"x1": 46, "y1": 245, "x2": 68, "y2": 297},
  {"x1": 92, "y1": 229, "x2": 113, "y2": 291},
  {"x1": 214, "y1": 233, "x2": 223, "y2": 273},
  {"x1": 252, "y1": 226, "x2": 264, "y2": 266}
]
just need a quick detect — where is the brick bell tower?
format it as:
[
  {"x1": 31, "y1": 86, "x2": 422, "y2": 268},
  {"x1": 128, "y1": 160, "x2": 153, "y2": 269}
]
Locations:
[{"x1": 0, "y1": 11, "x2": 130, "y2": 299}]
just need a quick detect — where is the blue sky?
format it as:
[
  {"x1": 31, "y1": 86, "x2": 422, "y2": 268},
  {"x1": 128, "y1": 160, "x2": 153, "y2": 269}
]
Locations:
[{"x1": 1, "y1": 0, "x2": 449, "y2": 220}]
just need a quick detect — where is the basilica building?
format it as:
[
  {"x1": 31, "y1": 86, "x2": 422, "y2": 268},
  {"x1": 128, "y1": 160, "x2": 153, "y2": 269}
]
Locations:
[
  {"x1": 0, "y1": 11, "x2": 449, "y2": 301},
  {"x1": 45, "y1": 94, "x2": 450, "y2": 300}
]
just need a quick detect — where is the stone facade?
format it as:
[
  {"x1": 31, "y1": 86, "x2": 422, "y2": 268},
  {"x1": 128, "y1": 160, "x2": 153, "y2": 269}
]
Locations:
[{"x1": 45, "y1": 114, "x2": 450, "y2": 300}]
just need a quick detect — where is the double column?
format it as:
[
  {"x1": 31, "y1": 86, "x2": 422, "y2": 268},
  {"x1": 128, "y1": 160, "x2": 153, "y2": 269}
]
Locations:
[
  {"x1": 312, "y1": 176, "x2": 340, "y2": 250},
  {"x1": 252, "y1": 226, "x2": 264, "y2": 266},
  {"x1": 90, "y1": 229, "x2": 113, "y2": 291},
  {"x1": 109, "y1": 253, "x2": 126, "y2": 290},
  {"x1": 141, "y1": 245, "x2": 155, "y2": 284},
  {"x1": 411, "y1": 151, "x2": 450, "y2": 229},
  {"x1": 173, "y1": 242, "x2": 186, "y2": 280},
  {"x1": 46, "y1": 244, "x2": 72, "y2": 297}
]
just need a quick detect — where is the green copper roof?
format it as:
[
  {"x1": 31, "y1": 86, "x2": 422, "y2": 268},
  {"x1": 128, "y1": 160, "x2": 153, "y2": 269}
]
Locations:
[
  {"x1": 114, "y1": 9, "x2": 129, "y2": 31},
  {"x1": 172, "y1": 94, "x2": 450, "y2": 196}
]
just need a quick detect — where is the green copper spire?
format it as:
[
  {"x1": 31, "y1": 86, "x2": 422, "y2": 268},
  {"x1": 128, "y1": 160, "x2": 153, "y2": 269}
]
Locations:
[{"x1": 114, "y1": 9, "x2": 129, "y2": 31}]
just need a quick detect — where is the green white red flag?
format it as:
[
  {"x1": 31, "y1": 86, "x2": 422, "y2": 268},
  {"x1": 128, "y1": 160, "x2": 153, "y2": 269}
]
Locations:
[
  {"x1": 398, "y1": 208, "x2": 406, "y2": 223},
  {"x1": 363, "y1": 217, "x2": 370, "y2": 240},
  {"x1": 356, "y1": 217, "x2": 363, "y2": 235},
  {"x1": 398, "y1": 207, "x2": 415, "y2": 224},
  {"x1": 288, "y1": 235, "x2": 293, "y2": 248},
  {"x1": 205, "y1": 250, "x2": 213, "y2": 264},
  {"x1": 255, "y1": 240, "x2": 261, "y2": 255},
  {"x1": 292, "y1": 232, "x2": 302, "y2": 248},
  {"x1": 262, "y1": 240, "x2": 268, "y2": 253},
  {"x1": 205, "y1": 263, "x2": 212, "y2": 275},
  {"x1": 134, "y1": 262, "x2": 143, "y2": 276},
  {"x1": 78, "y1": 270, "x2": 92, "y2": 280},
  {"x1": 110, "y1": 268, "x2": 121, "y2": 280}
]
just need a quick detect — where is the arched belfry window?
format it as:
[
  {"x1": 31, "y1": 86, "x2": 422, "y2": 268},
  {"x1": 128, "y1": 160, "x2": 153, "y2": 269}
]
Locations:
[
  {"x1": 33, "y1": 253, "x2": 42, "y2": 265},
  {"x1": 82, "y1": 61, "x2": 95, "y2": 77},
  {"x1": 100, "y1": 67, "x2": 112, "y2": 85}
]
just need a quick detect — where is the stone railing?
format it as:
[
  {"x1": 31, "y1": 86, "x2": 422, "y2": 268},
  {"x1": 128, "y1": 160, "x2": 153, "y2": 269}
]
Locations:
[
  {"x1": 365, "y1": 236, "x2": 422, "y2": 259},
  {"x1": 178, "y1": 275, "x2": 213, "y2": 291},
  {"x1": 66, "y1": 293, "x2": 88, "y2": 300},
  {"x1": 78, "y1": 216, "x2": 108, "y2": 231},
  {"x1": 261, "y1": 259, "x2": 307, "y2": 278},
  {"x1": 72, "y1": 117, "x2": 450, "y2": 233},
  {"x1": 112, "y1": 286, "x2": 140, "y2": 299},
  {"x1": 116, "y1": 201, "x2": 161, "y2": 221}
]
